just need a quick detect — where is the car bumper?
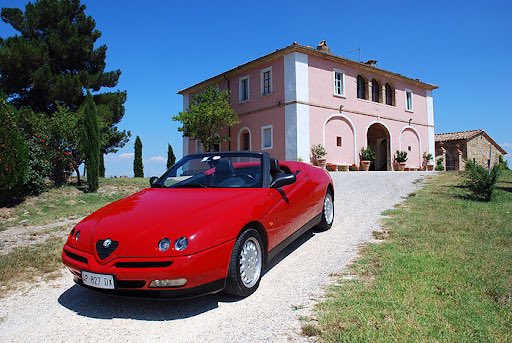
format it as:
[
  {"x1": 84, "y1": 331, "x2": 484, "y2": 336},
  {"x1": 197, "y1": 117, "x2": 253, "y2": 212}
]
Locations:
[{"x1": 61, "y1": 239, "x2": 235, "y2": 299}]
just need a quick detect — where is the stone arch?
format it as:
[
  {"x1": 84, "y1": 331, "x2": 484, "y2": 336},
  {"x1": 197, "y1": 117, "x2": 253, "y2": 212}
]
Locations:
[
  {"x1": 399, "y1": 126, "x2": 422, "y2": 168},
  {"x1": 322, "y1": 114, "x2": 356, "y2": 164}
]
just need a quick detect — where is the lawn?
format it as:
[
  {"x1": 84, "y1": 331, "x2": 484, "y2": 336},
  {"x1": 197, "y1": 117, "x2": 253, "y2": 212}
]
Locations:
[
  {"x1": 0, "y1": 177, "x2": 149, "y2": 295},
  {"x1": 304, "y1": 171, "x2": 512, "y2": 342},
  {"x1": 0, "y1": 177, "x2": 149, "y2": 231}
]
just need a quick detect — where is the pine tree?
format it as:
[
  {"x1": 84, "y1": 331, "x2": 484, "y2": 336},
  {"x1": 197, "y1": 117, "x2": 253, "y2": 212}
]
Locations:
[
  {"x1": 166, "y1": 144, "x2": 176, "y2": 169},
  {"x1": 0, "y1": 0, "x2": 131, "y2": 184},
  {"x1": 81, "y1": 93, "x2": 100, "y2": 192},
  {"x1": 0, "y1": 99, "x2": 29, "y2": 204},
  {"x1": 133, "y1": 136, "x2": 144, "y2": 178}
]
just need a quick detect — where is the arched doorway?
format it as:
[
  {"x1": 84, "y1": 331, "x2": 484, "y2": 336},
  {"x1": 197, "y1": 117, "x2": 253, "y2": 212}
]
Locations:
[{"x1": 367, "y1": 123, "x2": 391, "y2": 171}]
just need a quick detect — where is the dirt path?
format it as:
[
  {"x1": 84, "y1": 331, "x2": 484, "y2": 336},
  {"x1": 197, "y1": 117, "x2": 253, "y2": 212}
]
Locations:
[{"x1": 0, "y1": 172, "x2": 429, "y2": 343}]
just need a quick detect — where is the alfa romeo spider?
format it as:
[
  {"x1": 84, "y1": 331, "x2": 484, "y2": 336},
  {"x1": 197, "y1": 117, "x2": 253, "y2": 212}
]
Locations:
[{"x1": 62, "y1": 151, "x2": 334, "y2": 298}]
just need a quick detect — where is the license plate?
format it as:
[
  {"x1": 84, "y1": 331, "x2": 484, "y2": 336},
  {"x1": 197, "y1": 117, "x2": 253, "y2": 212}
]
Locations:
[{"x1": 81, "y1": 271, "x2": 115, "y2": 290}]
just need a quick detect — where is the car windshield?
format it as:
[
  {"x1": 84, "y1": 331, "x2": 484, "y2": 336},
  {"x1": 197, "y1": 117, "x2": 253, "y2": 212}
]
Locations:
[{"x1": 154, "y1": 153, "x2": 264, "y2": 188}]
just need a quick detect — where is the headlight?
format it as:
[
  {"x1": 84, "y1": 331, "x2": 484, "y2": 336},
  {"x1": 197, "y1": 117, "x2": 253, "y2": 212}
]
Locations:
[
  {"x1": 174, "y1": 237, "x2": 188, "y2": 251},
  {"x1": 158, "y1": 238, "x2": 171, "y2": 252}
]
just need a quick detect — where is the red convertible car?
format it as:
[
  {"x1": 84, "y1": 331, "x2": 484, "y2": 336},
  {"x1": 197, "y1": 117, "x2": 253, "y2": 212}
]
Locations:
[{"x1": 62, "y1": 152, "x2": 334, "y2": 298}]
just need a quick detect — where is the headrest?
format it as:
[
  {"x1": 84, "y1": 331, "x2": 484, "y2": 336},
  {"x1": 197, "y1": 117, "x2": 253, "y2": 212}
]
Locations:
[
  {"x1": 215, "y1": 159, "x2": 235, "y2": 175},
  {"x1": 269, "y1": 158, "x2": 281, "y2": 174}
]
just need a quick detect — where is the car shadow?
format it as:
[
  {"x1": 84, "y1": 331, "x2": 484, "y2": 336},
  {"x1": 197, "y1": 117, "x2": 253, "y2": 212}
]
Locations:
[{"x1": 58, "y1": 229, "x2": 316, "y2": 321}]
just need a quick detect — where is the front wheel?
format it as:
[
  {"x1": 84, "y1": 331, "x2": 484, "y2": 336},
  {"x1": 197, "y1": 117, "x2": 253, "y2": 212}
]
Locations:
[
  {"x1": 224, "y1": 229, "x2": 264, "y2": 297},
  {"x1": 316, "y1": 191, "x2": 334, "y2": 231}
]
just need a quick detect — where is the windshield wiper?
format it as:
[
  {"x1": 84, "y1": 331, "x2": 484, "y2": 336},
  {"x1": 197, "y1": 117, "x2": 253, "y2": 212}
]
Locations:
[{"x1": 173, "y1": 183, "x2": 211, "y2": 188}]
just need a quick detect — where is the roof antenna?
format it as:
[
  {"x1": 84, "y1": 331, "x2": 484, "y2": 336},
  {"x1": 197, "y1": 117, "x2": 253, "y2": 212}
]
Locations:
[{"x1": 348, "y1": 48, "x2": 361, "y2": 61}]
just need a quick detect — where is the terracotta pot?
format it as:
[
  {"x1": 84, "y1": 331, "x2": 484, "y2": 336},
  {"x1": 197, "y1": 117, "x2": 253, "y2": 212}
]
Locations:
[
  {"x1": 338, "y1": 165, "x2": 349, "y2": 172},
  {"x1": 427, "y1": 164, "x2": 434, "y2": 171},
  {"x1": 316, "y1": 158, "x2": 327, "y2": 169},
  {"x1": 360, "y1": 160, "x2": 371, "y2": 171},
  {"x1": 396, "y1": 162, "x2": 406, "y2": 171}
]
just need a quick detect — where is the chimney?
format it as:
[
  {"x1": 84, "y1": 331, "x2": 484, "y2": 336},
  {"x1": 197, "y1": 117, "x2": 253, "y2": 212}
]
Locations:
[
  {"x1": 316, "y1": 40, "x2": 330, "y2": 53},
  {"x1": 365, "y1": 59, "x2": 378, "y2": 67}
]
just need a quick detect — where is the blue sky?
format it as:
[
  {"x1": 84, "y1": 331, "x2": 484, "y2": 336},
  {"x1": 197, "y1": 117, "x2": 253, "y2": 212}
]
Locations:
[{"x1": 1, "y1": 0, "x2": 510, "y2": 175}]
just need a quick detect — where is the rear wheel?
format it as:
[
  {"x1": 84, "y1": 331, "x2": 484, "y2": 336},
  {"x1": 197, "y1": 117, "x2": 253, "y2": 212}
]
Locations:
[
  {"x1": 224, "y1": 229, "x2": 264, "y2": 297},
  {"x1": 316, "y1": 190, "x2": 334, "y2": 231}
]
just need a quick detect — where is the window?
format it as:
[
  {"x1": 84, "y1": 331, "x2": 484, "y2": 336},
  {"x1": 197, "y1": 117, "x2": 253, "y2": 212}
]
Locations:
[
  {"x1": 261, "y1": 125, "x2": 273, "y2": 149},
  {"x1": 405, "y1": 89, "x2": 413, "y2": 111},
  {"x1": 239, "y1": 76, "x2": 250, "y2": 102},
  {"x1": 371, "y1": 79, "x2": 380, "y2": 102},
  {"x1": 195, "y1": 140, "x2": 203, "y2": 153},
  {"x1": 336, "y1": 136, "x2": 342, "y2": 147},
  {"x1": 357, "y1": 75, "x2": 366, "y2": 99},
  {"x1": 408, "y1": 146, "x2": 411, "y2": 152},
  {"x1": 333, "y1": 69, "x2": 345, "y2": 96},
  {"x1": 385, "y1": 83, "x2": 394, "y2": 105},
  {"x1": 260, "y1": 67, "x2": 272, "y2": 95}
]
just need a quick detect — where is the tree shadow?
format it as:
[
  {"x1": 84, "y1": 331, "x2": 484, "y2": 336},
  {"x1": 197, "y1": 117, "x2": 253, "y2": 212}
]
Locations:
[
  {"x1": 497, "y1": 186, "x2": 512, "y2": 193},
  {"x1": 58, "y1": 229, "x2": 316, "y2": 321}
]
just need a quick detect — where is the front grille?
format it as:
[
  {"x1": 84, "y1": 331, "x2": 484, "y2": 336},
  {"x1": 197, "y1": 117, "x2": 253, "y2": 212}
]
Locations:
[
  {"x1": 117, "y1": 280, "x2": 146, "y2": 288},
  {"x1": 96, "y1": 240, "x2": 119, "y2": 259},
  {"x1": 115, "y1": 261, "x2": 172, "y2": 268},
  {"x1": 64, "y1": 250, "x2": 88, "y2": 264}
]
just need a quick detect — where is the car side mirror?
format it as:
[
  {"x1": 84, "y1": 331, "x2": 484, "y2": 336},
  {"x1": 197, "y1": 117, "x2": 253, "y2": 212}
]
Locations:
[
  {"x1": 149, "y1": 176, "x2": 158, "y2": 186},
  {"x1": 270, "y1": 174, "x2": 296, "y2": 188}
]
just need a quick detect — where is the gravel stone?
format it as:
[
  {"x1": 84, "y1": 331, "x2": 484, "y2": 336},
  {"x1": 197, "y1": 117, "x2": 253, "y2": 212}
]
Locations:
[{"x1": 0, "y1": 171, "x2": 429, "y2": 343}]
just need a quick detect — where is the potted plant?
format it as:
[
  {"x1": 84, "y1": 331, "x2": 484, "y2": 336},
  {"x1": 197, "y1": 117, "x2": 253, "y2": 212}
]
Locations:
[
  {"x1": 359, "y1": 146, "x2": 375, "y2": 171},
  {"x1": 435, "y1": 157, "x2": 444, "y2": 171},
  {"x1": 394, "y1": 150, "x2": 408, "y2": 171},
  {"x1": 311, "y1": 144, "x2": 327, "y2": 169},
  {"x1": 326, "y1": 163, "x2": 337, "y2": 171},
  {"x1": 349, "y1": 163, "x2": 359, "y2": 171},
  {"x1": 337, "y1": 164, "x2": 349, "y2": 172},
  {"x1": 423, "y1": 152, "x2": 434, "y2": 171}
]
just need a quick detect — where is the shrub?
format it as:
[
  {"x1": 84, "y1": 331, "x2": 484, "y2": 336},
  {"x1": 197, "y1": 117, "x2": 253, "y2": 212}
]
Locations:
[
  {"x1": 435, "y1": 157, "x2": 444, "y2": 171},
  {"x1": 498, "y1": 155, "x2": 509, "y2": 170},
  {"x1": 394, "y1": 150, "x2": 408, "y2": 163},
  {"x1": 464, "y1": 160, "x2": 500, "y2": 201},
  {"x1": 360, "y1": 146, "x2": 376, "y2": 161},
  {"x1": 349, "y1": 164, "x2": 359, "y2": 171}
]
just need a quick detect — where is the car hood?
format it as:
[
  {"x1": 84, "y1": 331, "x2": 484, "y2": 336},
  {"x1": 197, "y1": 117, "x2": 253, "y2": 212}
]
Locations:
[{"x1": 68, "y1": 187, "x2": 277, "y2": 261}]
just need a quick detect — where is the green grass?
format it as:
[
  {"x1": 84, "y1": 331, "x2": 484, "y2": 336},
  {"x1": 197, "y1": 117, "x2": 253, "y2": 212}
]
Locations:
[
  {"x1": 306, "y1": 171, "x2": 512, "y2": 342},
  {"x1": 0, "y1": 237, "x2": 66, "y2": 295},
  {"x1": 0, "y1": 177, "x2": 149, "y2": 231}
]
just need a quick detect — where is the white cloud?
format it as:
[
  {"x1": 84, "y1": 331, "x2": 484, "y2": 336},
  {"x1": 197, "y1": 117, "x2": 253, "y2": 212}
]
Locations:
[
  {"x1": 119, "y1": 152, "x2": 134, "y2": 159},
  {"x1": 146, "y1": 155, "x2": 165, "y2": 163}
]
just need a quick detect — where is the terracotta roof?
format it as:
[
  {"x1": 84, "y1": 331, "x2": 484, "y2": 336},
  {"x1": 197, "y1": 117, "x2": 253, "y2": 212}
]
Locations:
[
  {"x1": 435, "y1": 129, "x2": 483, "y2": 142},
  {"x1": 178, "y1": 42, "x2": 438, "y2": 95},
  {"x1": 436, "y1": 129, "x2": 507, "y2": 155}
]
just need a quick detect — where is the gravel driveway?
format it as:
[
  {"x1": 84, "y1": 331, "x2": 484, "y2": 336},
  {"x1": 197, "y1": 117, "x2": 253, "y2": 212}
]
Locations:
[{"x1": 0, "y1": 171, "x2": 429, "y2": 343}]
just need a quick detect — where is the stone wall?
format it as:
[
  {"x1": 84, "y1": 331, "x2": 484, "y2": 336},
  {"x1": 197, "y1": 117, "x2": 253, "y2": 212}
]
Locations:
[
  {"x1": 467, "y1": 133, "x2": 503, "y2": 168},
  {"x1": 435, "y1": 134, "x2": 504, "y2": 171}
]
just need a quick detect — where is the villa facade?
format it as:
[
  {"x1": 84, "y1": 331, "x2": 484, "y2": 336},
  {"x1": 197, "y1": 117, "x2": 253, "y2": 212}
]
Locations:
[{"x1": 179, "y1": 41, "x2": 438, "y2": 170}]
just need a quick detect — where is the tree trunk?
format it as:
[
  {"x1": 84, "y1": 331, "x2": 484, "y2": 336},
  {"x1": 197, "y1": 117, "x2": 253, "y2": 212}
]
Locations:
[{"x1": 75, "y1": 166, "x2": 81, "y2": 186}]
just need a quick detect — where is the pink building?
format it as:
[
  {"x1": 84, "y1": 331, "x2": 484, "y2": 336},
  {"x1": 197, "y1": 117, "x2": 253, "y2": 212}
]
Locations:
[{"x1": 178, "y1": 41, "x2": 438, "y2": 170}]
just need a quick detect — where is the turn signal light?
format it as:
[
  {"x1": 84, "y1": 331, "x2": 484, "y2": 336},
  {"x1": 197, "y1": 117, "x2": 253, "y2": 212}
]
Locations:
[{"x1": 149, "y1": 278, "x2": 187, "y2": 288}]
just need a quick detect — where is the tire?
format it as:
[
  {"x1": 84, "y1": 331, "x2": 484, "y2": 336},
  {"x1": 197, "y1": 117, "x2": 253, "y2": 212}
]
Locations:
[
  {"x1": 316, "y1": 190, "x2": 334, "y2": 231},
  {"x1": 224, "y1": 229, "x2": 264, "y2": 297}
]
